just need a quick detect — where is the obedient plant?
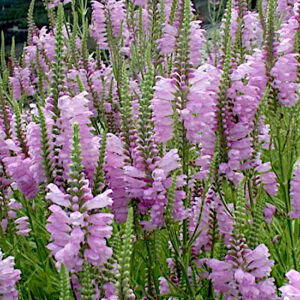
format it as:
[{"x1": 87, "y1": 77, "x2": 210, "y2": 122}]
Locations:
[
  {"x1": 0, "y1": 248, "x2": 21, "y2": 299},
  {"x1": 1, "y1": 0, "x2": 300, "y2": 298}
]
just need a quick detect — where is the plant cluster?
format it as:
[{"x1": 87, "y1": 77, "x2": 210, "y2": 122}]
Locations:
[{"x1": 0, "y1": 0, "x2": 300, "y2": 299}]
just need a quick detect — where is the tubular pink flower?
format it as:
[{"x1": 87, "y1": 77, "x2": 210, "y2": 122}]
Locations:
[
  {"x1": 152, "y1": 77, "x2": 176, "y2": 143},
  {"x1": 271, "y1": 54, "x2": 299, "y2": 107},
  {"x1": 290, "y1": 161, "x2": 300, "y2": 218},
  {"x1": 156, "y1": 149, "x2": 180, "y2": 175},
  {"x1": 46, "y1": 204, "x2": 71, "y2": 257},
  {"x1": 191, "y1": 188, "x2": 233, "y2": 254},
  {"x1": 83, "y1": 189, "x2": 113, "y2": 210},
  {"x1": 220, "y1": 50, "x2": 268, "y2": 182},
  {"x1": 189, "y1": 21, "x2": 206, "y2": 67},
  {"x1": 234, "y1": 269, "x2": 260, "y2": 298},
  {"x1": 8, "y1": 198, "x2": 22, "y2": 220},
  {"x1": 264, "y1": 203, "x2": 276, "y2": 223},
  {"x1": 277, "y1": 16, "x2": 299, "y2": 54},
  {"x1": 159, "y1": 277, "x2": 170, "y2": 295},
  {"x1": 242, "y1": 12, "x2": 263, "y2": 50},
  {"x1": 173, "y1": 189, "x2": 188, "y2": 221},
  {"x1": 187, "y1": 64, "x2": 220, "y2": 179},
  {"x1": 0, "y1": 249, "x2": 21, "y2": 300},
  {"x1": 149, "y1": 150, "x2": 181, "y2": 227},
  {"x1": 256, "y1": 278, "x2": 277, "y2": 300},
  {"x1": 55, "y1": 227, "x2": 84, "y2": 271},
  {"x1": 258, "y1": 118, "x2": 271, "y2": 149},
  {"x1": 9, "y1": 67, "x2": 35, "y2": 100},
  {"x1": 220, "y1": 8, "x2": 238, "y2": 47},
  {"x1": 158, "y1": 24, "x2": 177, "y2": 55},
  {"x1": 280, "y1": 269, "x2": 300, "y2": 299},
  {"x1": 27, "y1": 122, "x2": 46, "y2": 183},
  {"x1": 125, "y1": 149, "x2": 183, "y2": 228},
  {"x1": 47, "y1": 183, "x2": 71, "y2": 207},
  {"x1": 207, "y1": 259, "x2": 234, "y2": 294},
  {"x1": 9, "y1": 75, "x2": 21, "y2": 100},
  {"x1": 15, "y1": 216, "x2": 31, "y2": 236},
  {"x1": 140, "y1": 8, "x2": 151, "y2": 35},
  {"x1": 58, "y1": 92, "x2": 100, "y2": 181},
  {"x1": 103, "y1": 282, "x2": 118, "y2": 300},
  {"x1": 90, "y1": 1, "x2": 108, "y2": 49},
  {"x1": 147, "y1": 170, "x2": 168, "y2": 228},
  {"x1": 47, "y1": 0, "x2": 71, "y2": 9},
  {"x1": 133, "y1": 0, "x2": 147, "y2": 5},
  {"x1": 260, "y1": 172, "x2": 278, "y2": 196},
  {"x1": 107, "y1": 0, "x2": 129, "y2": 38},
  {"x1": 173, "y1": 0, "x2": 183, "y2": 30},
  {"x1": 104, "y1": 134, "x2": 130, "y2": 222},
  {"x1": 163, "y1": 0, "x2": 173, "y2": 22},
  {"x1": 208, "y1": 244, "x2": 276, "y2": 299},
  {"x1": 4, "y1": 156, "x2": 39, "y2": 199},
  {"x1": 230, "y1": 49, "x2": 267, "y2": 122},
  {"x1": 124, "y1": 165, "x2": 149, "y2": 216},
  {"x1": 33, "y1": 27, "x2": 56, "y2": 61},
  {"x1": 244, "y1": 244, "x2": 274, "y2": 279},
  {"x1": 46, "y1": 183, "x2": 114, "y2": 270},
  {"x1": 85, "y1": 223, "x2": 113, "y2": 266},
  {"x1": 255, "y1": 162, "x2": 278, "y2": 196},
  {"x1": 277, "y1": 0, "x2": 296, "y2": 20}
]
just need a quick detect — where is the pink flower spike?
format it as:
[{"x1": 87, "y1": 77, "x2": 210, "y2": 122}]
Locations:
[
  {"x1": 280, "y1": 269, "x2": 300, "y2": 299},
  {"x1": 0, "y1": 249, "x2": 21, "y2": 299}
]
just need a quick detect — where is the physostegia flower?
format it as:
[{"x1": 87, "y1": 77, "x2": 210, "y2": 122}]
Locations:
[
  {"x1": 46, "y1": 123, "x2": 113, "y2": 271},
  {"x1": 290, "y1": 161, "x2": 300, "y2": 218},
  {"x1": 280, "y1": 269, "x2": 300, "y2": 299},
  {"x1": 0, "y1": 248, "x2": 21, "y2": 300}
]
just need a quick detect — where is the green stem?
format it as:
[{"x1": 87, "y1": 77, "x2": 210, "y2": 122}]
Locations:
[
  {"x1": 144, "y1": 233, "x2": 159, "y2": 297},
  {"x1": 283, "y1": 183, "x2": 297, "y2": 270},
  {"x1": 23, "y1": 196, "x2": 44, "y2": 262},
  {"x1": 247, "y1": 179, "x2": 255, "y2": 216},
  {"x1": 277, "y1": 127, "x2": 297, "y2": 270}
]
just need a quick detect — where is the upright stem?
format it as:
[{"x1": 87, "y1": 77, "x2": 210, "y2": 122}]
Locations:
[
  {"x1": 144, "y1": 232, "x2": 159, "y2": 297},
  {"x1": 247, "y1": 179, "x2": 255, "y2": 216},
  {"x1": 277, "y1": 126, "x2": 297, "y2": 270}
]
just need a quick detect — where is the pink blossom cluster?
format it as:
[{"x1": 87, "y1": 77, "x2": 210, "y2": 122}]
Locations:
[{"x1": 1, "y1": 0, "x2": 300, "y2": 298}]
